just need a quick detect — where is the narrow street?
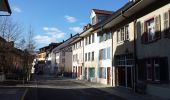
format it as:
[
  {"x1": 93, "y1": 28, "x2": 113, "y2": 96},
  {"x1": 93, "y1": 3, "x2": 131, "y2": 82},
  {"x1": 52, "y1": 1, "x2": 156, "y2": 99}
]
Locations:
[{"x1": 24, "y1": 75, "x2": 124, "y2": 100}]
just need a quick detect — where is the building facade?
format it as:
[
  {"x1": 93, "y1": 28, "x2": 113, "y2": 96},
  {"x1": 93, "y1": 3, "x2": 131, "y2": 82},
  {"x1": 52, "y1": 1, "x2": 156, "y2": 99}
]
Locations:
[
  {"x1": 71, "y1": 38, "x2": 84, "y2": 79},
  {"x1": 136, "y1": 2, "x2": 170, "y2": 98},
  {"x1": 51, "y1": 34, "x2": 78, "y2": 76}
]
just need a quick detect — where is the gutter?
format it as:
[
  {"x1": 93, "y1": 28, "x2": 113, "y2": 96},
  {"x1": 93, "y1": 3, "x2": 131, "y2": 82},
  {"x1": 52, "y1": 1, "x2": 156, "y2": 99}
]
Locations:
[
  {"x1": 93, "y1": 0, "x2": 142, "y2": 32},
  {"x1": 5, "y1": 0, "x2": 11, "y2": 15}
]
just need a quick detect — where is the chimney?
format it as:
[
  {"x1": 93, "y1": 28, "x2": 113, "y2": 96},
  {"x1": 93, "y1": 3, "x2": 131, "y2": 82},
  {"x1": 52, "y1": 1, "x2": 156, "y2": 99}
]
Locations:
[
  {"x1": 70, "y1": 34, "x2": 72, "y2": 38},
  {"x1": 129, "y1": 0, "x2": 135, "y2": 2}
]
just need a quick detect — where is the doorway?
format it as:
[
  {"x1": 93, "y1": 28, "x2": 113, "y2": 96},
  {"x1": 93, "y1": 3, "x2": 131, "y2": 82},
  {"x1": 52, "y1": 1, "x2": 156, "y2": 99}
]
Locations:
[
  {"x1": 117, "y1": 66, "x2": 132, "y2": 88},
  {"x1": 107, "y1": 67, "x2": 111, "y2": 85}
]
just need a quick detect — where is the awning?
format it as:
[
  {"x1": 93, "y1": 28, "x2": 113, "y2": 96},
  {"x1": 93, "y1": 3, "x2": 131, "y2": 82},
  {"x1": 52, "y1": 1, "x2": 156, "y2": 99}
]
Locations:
[{"x1": 0, "y1": 0, "x2": 12, "y2": 15}]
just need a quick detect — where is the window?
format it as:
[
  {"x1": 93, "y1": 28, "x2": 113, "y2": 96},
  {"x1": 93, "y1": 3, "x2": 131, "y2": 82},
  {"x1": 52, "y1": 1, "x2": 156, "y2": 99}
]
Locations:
[
  {"x1": 125, "y1": 25, "x2": 129, "y2": 40},
  {"x1": 102, "y1": 49, "x2": 106, "y2": 60},
  {"x1": 99, "y1": 67, "x2": 106, "y2": 79},
  {"x1": 92, "y1": 52, "x2": 94, "y2": 61},
  {"x1": 73, "y1": 55, "x2": 74, "y2": 62},
  {"x1": 92, "y1": 16, "x2": 96, "y2": 25},
  {"x1": 146, "y1": 18, "x2": 155, "y2": 41},
  {"x1": 89, "y1": 35, "x2": 91, "y2": 44},
  {"x1": 85, "y1": 37, "x2": 88, "y2": 45},
  {"x1": 89, "y1": 68, "x2": 95, "y2": 77},
  {"x1": 103, "y1": 33, "x2": 107, "y2": 41},
  {"x1": 146, "y1": 58, "x2": 160, "y2": 81},
  {"x1": 88, "y1": 52, "x2": 90, "y2": 61},
  {"x1": 117, "y1": 30, "x2": 121, "y2": 42},
  {"x1": 79, "y1": 41, "x2": 81, "y2": 47},
  {"x1": 99, "y1": 33, "x2": 103, "y2": 42},
  {"x1": 107, "y1": 47, "x2": 110, "y2": 59},
  {"x1": 99, "y1": 48, "x2": 110, "y2": 60},
  {"x1": 120, "y1": 28, "x2": 125, "y2": 41},
  {"x1": 138, "y1": 57, "x2": 169, "y2": 83},
  {"x1": 146, "y1": 59, "x2": 152, "y2": 80},
  {"x1": 76, "y1": 54, "x2": 78, "y2": 62},
  {"x1": 154, "y1": 58, "x2": 160, "y2": 81},
  {"x1": 62, "y1": 51, "x2": 65, "y2": 56},
  {"x1": 106, "y1": 32, "x2": 112, "y2": 40},
  {"x1": 114, "y1": 54, "x2": 134, "y2": 66},
  {"x1": 62, "y1": 58, "x2": 65, "y2": 63},
  {"x1": 117, "y1": 25, "x2": 129, "y2": 43},
  {"x1": 98, "y1": 16, "x2": 106, "y2": 22},
  {"x1": 142, "y1": 16, "x2": 161, "y2": 43},
  {"x1": 163, "y1": 11, "x2": 170, "y2": 37},
  {"x1": 85, "y1": 53, "x2": 87, "y2": 61},
  {"x1": 92, "y1": 34, "x2": 95, "y2": 43},
  {"x1": 99, "y1": 49, "x2": 103, "y2": 60}
]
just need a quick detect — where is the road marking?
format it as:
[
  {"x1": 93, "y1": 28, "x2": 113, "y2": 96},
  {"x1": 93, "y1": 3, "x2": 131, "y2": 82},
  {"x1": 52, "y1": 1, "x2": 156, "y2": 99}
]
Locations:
[{"x1": 21, "y1": 88, "x2": 28, "y2": 100}]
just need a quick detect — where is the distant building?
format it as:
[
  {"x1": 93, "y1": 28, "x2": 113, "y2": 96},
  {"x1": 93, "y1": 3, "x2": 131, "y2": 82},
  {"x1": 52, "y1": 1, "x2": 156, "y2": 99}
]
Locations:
[
  {"x1": 37, "y1": 43, "x2": 61, "y2": 74},
  {"x1": 51, "y1": 34, "x2": 78, "y2": 76}
]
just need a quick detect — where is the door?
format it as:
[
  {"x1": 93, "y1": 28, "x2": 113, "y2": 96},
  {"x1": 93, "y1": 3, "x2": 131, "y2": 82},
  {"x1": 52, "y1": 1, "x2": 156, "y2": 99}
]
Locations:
[
  {"x1": 118, "y1": 67, "x2": 125, "y2": 86},
  {"x1": 76, "y1": 67, "x2": 77, "y2": 77},
  {"x1": 127, "y1": 67, "x2": 132, "y2": 88},
  {"x1": 78, "y1": 66, "x2": 81, "y2": 77},
  {"x1": 117, "y1": 66, "x2": 132, "y2": 88},
  {"x1": 107, "y1": 67, "x2": 111, "y2": 85}
]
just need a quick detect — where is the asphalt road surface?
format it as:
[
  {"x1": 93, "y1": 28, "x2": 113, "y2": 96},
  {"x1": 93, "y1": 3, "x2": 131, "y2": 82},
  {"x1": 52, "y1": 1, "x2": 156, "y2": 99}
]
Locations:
[{"x1": 24, "y1": 75, "x2": 124, "y2": 100}]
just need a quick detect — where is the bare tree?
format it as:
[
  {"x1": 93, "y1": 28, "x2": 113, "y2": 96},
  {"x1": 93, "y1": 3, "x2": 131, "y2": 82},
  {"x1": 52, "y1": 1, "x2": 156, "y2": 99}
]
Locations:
[
  {"x1": 15, "y1": 37, "x2": 26, "y2": 50},
  {"x1": 26, "y1": 26, "x2": 36, "y2": 54},
  {"x1": 0, "y1": 17, "x2": 22, "y2": 43}
]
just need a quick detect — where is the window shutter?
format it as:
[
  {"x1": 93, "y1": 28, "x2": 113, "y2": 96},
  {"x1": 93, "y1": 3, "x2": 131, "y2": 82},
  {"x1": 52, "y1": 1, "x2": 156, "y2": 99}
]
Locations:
[
  {"x1": 155, "y1": 15, "x2": 161, "y2": 40},
  {"x1": 141, "y1": 22, "x2": 144, "y2": 43},
  {"x1": 137, "y1": 59, "x2": 147, "y2": 81},
  {"x1": 141, "y1": 22, "x2": 147, "y2": 44},
  {"x1": 160, "y1": 57, "x2": 169, "y2": 83},
  {"x1": 163, "y1": 11, "x2": 170, "y2": 38},
  {"x1": 169, "y1": 11, "x2": 170, "y2": 38}
]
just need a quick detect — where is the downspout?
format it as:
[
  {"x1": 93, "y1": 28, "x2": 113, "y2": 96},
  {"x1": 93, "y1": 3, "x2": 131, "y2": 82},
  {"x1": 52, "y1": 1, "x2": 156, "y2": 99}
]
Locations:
[
  {"x1": 82, "y1": 37, "x2": 85, "y2": 80},
  {"x1": 111, "y1": 29, "x2": 114, "y2": 86},
  {"x1": 133, "y1": 20, "x2": 137, "y2": 92}
]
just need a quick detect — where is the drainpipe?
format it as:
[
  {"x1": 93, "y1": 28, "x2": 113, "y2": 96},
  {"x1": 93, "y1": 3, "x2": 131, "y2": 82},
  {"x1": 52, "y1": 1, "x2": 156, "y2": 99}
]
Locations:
[
  {"x1": 82, "y1": 37, "x2": 85, "y2": 80},
  {"x1": 133, "y1": 20, "x2": 137, "y2": 92},
  {"x1": 111, "y1": 28, "x2": 114, "y2": 86}
]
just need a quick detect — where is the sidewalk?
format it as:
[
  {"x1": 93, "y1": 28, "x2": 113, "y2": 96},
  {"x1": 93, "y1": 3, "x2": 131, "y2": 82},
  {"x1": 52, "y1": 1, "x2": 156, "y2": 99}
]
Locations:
[
  {"x1": 73, "y1": 80, "x2": 168, "y2": 100},
  {"x1": 0, "y1": 87, "x2": 26, "y2": 100},
  {"x1": 0, "y1": 80, "x2": 31, "y2": 100}
]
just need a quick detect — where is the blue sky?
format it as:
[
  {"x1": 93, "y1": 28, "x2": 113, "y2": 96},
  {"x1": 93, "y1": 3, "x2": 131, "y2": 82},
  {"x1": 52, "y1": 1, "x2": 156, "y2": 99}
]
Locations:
[{"x1": 8, "y1": 0, "x2": 128, "y2": 49}]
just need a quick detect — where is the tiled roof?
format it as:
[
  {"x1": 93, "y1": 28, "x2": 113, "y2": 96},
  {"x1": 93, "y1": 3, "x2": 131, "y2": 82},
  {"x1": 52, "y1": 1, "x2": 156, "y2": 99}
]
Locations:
[{"x1": 92, "y1": 9, "x2": 113, "y2": 15}]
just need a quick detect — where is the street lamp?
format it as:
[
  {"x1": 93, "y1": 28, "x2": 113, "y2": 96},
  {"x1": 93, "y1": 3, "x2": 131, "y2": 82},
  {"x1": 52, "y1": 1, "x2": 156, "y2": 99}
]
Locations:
[{"x1": 0, "y1": 0, "x2": 12, "y2": 16}]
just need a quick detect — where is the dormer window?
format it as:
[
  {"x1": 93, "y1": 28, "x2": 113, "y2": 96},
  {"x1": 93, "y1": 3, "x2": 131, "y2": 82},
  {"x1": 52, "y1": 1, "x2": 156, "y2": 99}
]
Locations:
[
  {"x1": 98, "y1": 16, "x2": 106, "y2": 23},
  {"x1": 92, "y1": 16, "x2": 96, "y2": 25}
]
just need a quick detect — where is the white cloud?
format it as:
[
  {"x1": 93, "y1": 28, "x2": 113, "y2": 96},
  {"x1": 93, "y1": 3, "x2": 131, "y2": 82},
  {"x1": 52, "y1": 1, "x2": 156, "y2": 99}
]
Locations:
[
  {"x1": 33, "y1": 35, "x2": 55, "y2": 45},
  {"x1": 64, "y1": 15, "x2": 77, "y2": 23},
  {"x1": 13, "y1": 6, "x2": 22, "y2": 13},
  {"x1": 69, "y1": 27, "x2": 83, "y2": 33},
  {"x1": 34, "y1": 27, "x2": 65, "y2": 45},
  {"x1": 43, "y1": 27, "x2": 65, "y2": 38}
]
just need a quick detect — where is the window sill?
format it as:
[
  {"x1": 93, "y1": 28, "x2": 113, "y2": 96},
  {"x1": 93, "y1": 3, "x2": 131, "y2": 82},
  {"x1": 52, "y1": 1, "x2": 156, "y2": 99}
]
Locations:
[{"x1": 117, "y1": 39, "x2": 130, "y2": 45}]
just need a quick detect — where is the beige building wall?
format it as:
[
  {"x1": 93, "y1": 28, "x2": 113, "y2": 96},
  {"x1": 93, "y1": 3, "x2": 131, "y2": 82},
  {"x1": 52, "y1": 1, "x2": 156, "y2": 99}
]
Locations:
[
  {"x1": 112, "y1": 22, "x2": 135, "y2": 87},
  {"x1": 136, "y1": 3, "x2": 170, "y2": 99},
  {"x1": 72, "y1": 39, "x2": 84, "y2": 79}
]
